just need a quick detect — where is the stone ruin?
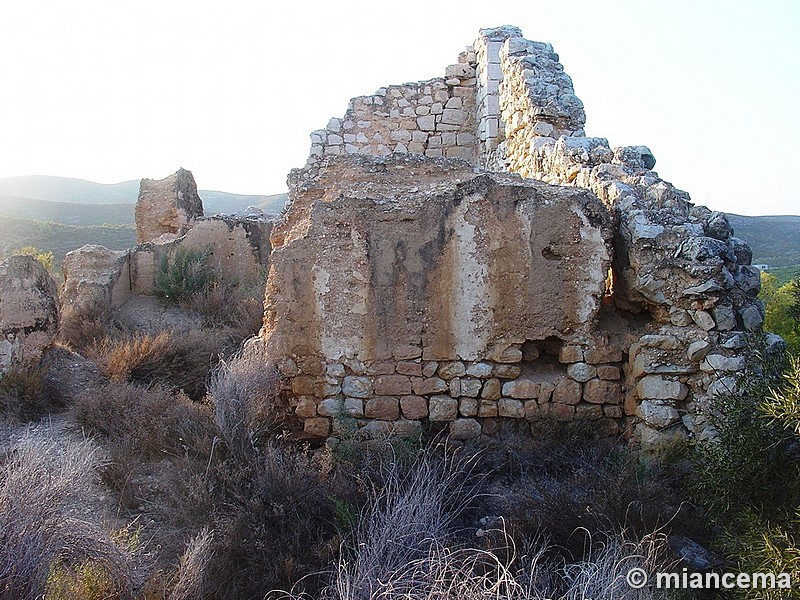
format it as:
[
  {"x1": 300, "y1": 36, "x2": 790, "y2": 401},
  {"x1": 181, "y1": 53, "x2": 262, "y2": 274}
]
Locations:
[
  {"x1": 4, "y1": 26, "x2": 775, "y2": 451},
  {"x1": 60, "y1": 169, "x2": 272, "y2": 321},
  {"x1": 261, "y1": 25, "x2": 773, "y2": 448},
  {"x1": 0, "y1": 255, "x2": 59, "y2": 378}
]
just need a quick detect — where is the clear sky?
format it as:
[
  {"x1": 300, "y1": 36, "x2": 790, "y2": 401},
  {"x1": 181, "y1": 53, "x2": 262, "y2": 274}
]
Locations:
[{"x1": 1, "y1": 0, "x2": 798, "y2": 215}]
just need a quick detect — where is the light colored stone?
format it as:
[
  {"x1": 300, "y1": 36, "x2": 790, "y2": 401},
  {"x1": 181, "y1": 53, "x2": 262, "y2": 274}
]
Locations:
[
  {"x1": 343, "y1": 397, "x2": 365, "y2": 417},
  {"x1": 466, "y1": 362, "x2": 493, "y2": 378},
  {"x1": 638, "y1": 400, "x2": 680, "y2": 428},
  {"x1": 493, "y1": 364, "x2": 521, "y2": 378},
  {"x1": 459, "y1": 378, "x2": 483, "y2": 398},
  {"x1": 687, "y1": 340, "x2": 711, "y2": 362},
  {"x1": 342, "y1": 376, "x2": 373, "y2": 398},
  {"x1": 636, "y1": 375, "x2": 689, "y2": 401},
  {"x1": 567, "y1": 362, "x2": 596, "y2": 382},
  {"x1": 700, "y1": 354, "x2": 745, "y2": 372}
]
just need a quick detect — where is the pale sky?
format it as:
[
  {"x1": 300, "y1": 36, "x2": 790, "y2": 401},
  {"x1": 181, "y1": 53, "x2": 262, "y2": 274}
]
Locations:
[{"x1": 1, "y1": 0, "x2": 798, "y2": 215}]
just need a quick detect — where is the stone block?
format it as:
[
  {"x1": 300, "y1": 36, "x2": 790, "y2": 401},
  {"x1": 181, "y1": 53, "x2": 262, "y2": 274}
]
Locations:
[
  {"x1": 304, "y1": 418, "x2": 330, "y2": 437},
  {"x1": 292, "y1": 376, "x2": 316, "y2": 396},
  {"x1": 438, "y1": 361, "x2": 466, "y2": 379},
  {"x1": 343, "y1": 376, "x2": 374, "y2": 398},
  {"x1": 584, "y1": 346, "x2": 623, "y2": 364},
  {"x1": 550, "y1": 403, "x2": 575, "y2": 421},
  {"x1": 603, "y1": 405, "x2": 623, "y2": 418},
  {"x1": 417, "y1": 115, "x2": 436, "y2": 131},
  {"x1": 575, "y1": 404, "x2": 603, "y2": 420},
  {"x1": 567, "y1": 362, "x2": 597, "y2": 382},
  {"x1": 700, "y1": 354, "x2": 745, "y2": 372},
  {"x1": 481, "y1": 378, "x2": 502, "y2": 400},
  {"x1": 596, "y1": 365, "x2": 621, "y2": 380},
  {"x1": 583, "y1": 379, "x2": 622, "y2": 404},
  {"x1": 365, "y1": 396, "x2": 400, "y2": 420},
  {"x1": 687, "y1": 340, "x2": 711, "y2": 362},
  {"x1": 466, "y1": 362, "x2": 493, "y2": 378},
  {"x1": 318, "y1": 398, "x2": 344, "y2": 417},
  {"x1": 422, "y1": 362, "x2": 439, "y2": 377},
  {"x1": 636, "y1": 375, "x2": 689, "y2": 401},
  {"x1": 429, "y1": 395, "x2": 458, "y2": 421},
  {"x1": 478, "y1": 399, "x2": 498, "y2": 417},
  {"x1": 459, "y1": 397, "x2": 479, "y2": 417},
  {"x1": 498, "y1": 398, "x2": 525, "y2": 418},
  {"x1": 638, "y1": 400, "x2": 680, "y2": 428},
  {"x1": 559, "y1": 345, "x2": 585, "y2": 363},
  {"x1": 396, "y1": 361, "x2": 423, "y2": 377},
  {"x1": 295, "y1": 397, "x2": 317, "y2": 418},
  {"x1": 413, "y1": 377, "x2": 449, "y2": 395},
  {"x1": 344, "y1": 397, "x2": 365, "y2": 418},
  {"x1": 493, "y1": 364, "x2": 521, "y2": 378},
  {"x1": 501, "y1": 380, "x2": 540, "y2": 399},
  {"x1": 450, "y1": 418, "x2": 481, "y2": 440},
  {"x1": 400, "y1": 395, "x2": 428, "y2": 419},
  {"x1": 459, "y1": 378, "x2": 483, "y2": 398},
  {"x1": 374, "y1": 374, "x2": 412, "y2": 395},
  {"x1": 537, "y1": 382, "x2": 555, "y2": 404},
  {"x1": 553, "y1": 378, "x2": 581, "y2": 405}
]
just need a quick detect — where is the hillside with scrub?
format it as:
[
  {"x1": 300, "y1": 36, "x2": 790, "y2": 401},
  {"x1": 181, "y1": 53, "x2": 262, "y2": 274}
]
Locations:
[{"x1": 1, "y1": 25, "x2": 800, "y2": 600}]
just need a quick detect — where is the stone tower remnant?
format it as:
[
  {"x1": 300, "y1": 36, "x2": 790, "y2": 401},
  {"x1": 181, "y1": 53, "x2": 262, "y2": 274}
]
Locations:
[
  {"x1": 260, "y1": 25, "x2": 769, "y2": 449},
  {"x1": 135, "y1": 168, "x2": 204, "y2": 244}
]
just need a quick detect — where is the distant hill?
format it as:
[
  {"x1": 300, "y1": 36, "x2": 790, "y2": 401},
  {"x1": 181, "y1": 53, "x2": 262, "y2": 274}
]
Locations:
[
  {"x1": 726, "y1": 214, "x2": 800, "y2": 269},
  {"x1": 0, "y1": 195, "x2": 134, "y2": 225},
  {"x1": 0, "y1": 217, "x2": 135, "y2": 268},
  {"x1": 0, "y1": 175, "x2": 288, "y2": 216}
]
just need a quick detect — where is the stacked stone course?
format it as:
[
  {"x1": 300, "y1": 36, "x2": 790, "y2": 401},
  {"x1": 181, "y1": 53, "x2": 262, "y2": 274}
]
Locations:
[{"x1": 283, "y1": 26, "x2": 776, "y2": 449}]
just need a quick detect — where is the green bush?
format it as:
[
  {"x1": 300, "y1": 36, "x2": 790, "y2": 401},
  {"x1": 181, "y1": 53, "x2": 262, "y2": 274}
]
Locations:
[
  {"x1": 692, "y1": 334, "x2": 800, "y2": 596},
  {"x1": 155, "y1": 248, "x2": 214, "y2": 300}
]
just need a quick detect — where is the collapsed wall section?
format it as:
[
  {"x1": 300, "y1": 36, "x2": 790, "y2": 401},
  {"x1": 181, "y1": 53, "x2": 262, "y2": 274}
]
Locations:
[
  {"x1": 0, "y1": 256, "x2": 59, "y2": 377},
  {"x1": 265, "y1": 155, "x2": 622, "y2": 439}
]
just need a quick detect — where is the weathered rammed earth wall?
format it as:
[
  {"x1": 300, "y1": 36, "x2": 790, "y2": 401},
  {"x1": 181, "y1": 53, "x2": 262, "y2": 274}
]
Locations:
[
  {"x1": 61, "y1": 170, "x2": 272, "y2": 318},
  {"x1": 264, "y1": 26, "x2": 773, "y2": 448},
  {"x1": 0, "y1": 256, "x2": 59, "y2": 378}
]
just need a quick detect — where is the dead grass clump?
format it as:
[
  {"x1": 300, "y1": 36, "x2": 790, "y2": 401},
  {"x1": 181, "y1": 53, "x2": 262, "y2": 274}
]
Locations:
[
  {"x1": 208, "y1": 339, "x2": 280, "y2": 460},
  {"x1": 0, "y1": 363, "x2": 61, "y2": 421},
  {"x1": 182, "y1": 280, "x2": 265, "y2": 340},
  {"x1": 58, "y1": 305, "x2": 110, "y2": 352},
  {"x1": 0, "y1": 428, "x2": 141, "y2": 600},
  {"x1": 167, "y1": 527, "x2": 215, "y2": 600},
  {"x1": 203, "y1": 441, "x2": 346, "y2": 598},
  {"x1": 464, "y1": 423, "x2": 701, "y2": 565},
  {"x1": 70, "y1": 381, "x2": 216, "y2": 461},
  {"x1": 92, "y1": 330, "x2": 223, "y2": 400}
]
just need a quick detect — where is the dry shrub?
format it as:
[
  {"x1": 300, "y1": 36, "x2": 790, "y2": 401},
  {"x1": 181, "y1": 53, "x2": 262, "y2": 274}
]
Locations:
[
  {"x1": 182, "y1": 280, "x2": 265, "y2": 341},
  {"x1": 203, "y1": 441, "x2": 347, "y2": 599},
  {"x1": 92, "y1": 330, "x2": 224, "y2": 400},
  {"x1": 209, "y1": 339, "x2": 280, "y2": 460},
  {"x1": 0, "y1": 427, "x2": 141, "y2": 600},
  {"x1": 70, "y1": 381, "x2": 216, "y2": 461},
  {"x1": 58, "y1": 305, "x2": 110, "y2": 352},
  {"x1": 0, "y1": 363, "x2": 62, "y2": 421},
  {"x1": 462, "y1": 423, "x2": 700, "y2": 563},
  {"x1": 168, "y1": 528, "x2": 215, "y2": 600}
]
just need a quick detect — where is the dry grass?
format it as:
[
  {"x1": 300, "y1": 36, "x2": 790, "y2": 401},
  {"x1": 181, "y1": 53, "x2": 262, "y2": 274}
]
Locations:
[
  {"x1": 208, "y1": 339, "x2": 280, "y2": 460},
  {"x1": 0, "y1": 426, "x2": 141, "y2": 600},
  {"x1": 58, "y1": 305, "x2": 110, "y2": 352},
  {"x1": 167, "y1": 527, "x2": 215, "y2": 600},
  {"x1": 70, "y1": 382, "x2": 216, "y2": 462},
  {"x1": 91, "y1": 330, "x2": 225, "y2": 400},
  {"x1": 182, "y1": 280, "x2": 265, "y2": 341},
  {"x1": 0, "y1": 363, "x2": 62, "y2": 422}
]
